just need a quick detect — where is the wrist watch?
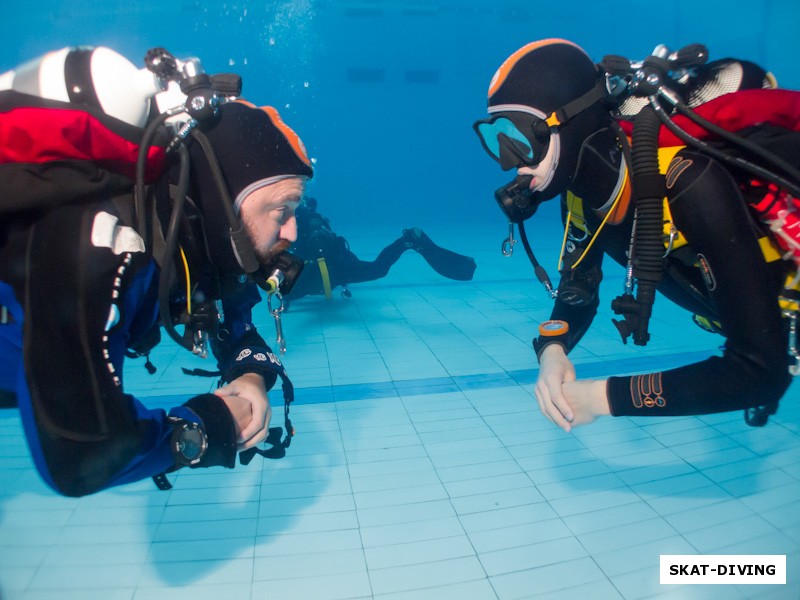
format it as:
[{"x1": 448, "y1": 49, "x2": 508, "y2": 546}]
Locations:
[
  {"x1": 170, "y1": 419, "x2": 209, "y2": 466},
  {"x1": 533, "y1": 319, "x2": 570, "y2": 356},
  {"x1": 538, "y1": 319, "x2": 569, "y2": 338}
]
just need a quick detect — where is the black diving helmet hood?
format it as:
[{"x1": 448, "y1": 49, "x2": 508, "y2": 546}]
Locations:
[
  {"x1": 482, "y1": 75, "x2": 610, "y2": 227},
  {"x1": 184, "y1": 102, "x2": 313, "y2": 276}
]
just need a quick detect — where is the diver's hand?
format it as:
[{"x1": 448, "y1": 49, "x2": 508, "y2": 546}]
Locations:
[
  {"x1": 215, "y1": 373, "x2": 272, "y2": 450},
  {"x1": 561, "y1": 380, "x2": 611, "y2": 428},
  {"x1": 535, "y1": 344, "x2": 577, "y2": 431}
]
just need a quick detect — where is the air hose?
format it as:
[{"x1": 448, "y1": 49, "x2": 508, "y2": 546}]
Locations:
[
  {"x1": 134, "y1": 110, "x2": 172, "y2": 257},
  {"x1": 611, "y1": 104, "x2": 665, "y2": 345},
  {"x1": 659, "y1": 100, "x2": 800, "y2": 198},
  {"x1": 189, "y1": 128, "x2": 260, "y2": 274},
  {"x1": 519, "y1": 221, "x2": 556, "y2": 297},
  {"x1": 158, "y1": 143, "x2": 196, "y2": 352}
]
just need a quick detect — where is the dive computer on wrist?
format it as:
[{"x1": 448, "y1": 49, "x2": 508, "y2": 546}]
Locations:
[
  {"x1": 170, "y1": 419, "x2": 209, "y2": 466},
  {"x1": 533, "y1": 319, "x2": 570, "y2": 357}
]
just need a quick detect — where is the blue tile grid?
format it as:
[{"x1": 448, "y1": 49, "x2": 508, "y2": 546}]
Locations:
[{"x1": 1, "y1": 225, "x2": 798, "y2": 600}]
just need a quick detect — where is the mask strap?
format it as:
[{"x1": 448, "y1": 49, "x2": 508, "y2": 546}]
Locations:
[{"x1": 543, "y1": 79, "x2": 609, "y2": 130}]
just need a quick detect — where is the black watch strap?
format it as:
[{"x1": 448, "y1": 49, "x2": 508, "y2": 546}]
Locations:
[{"x1": 533, "y1": 319, "x2": 570, "y2": 360}]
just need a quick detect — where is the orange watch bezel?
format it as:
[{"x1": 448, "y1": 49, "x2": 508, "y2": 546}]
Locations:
[{"x1": 538, "y1": 319, "x2": 569, "y2": 337}]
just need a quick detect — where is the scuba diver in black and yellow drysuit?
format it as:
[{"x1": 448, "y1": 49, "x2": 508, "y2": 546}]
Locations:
[
  {"x1": 473, "y1": 39, "x2": 800, "y2": 431},
  {"x1": 285, "y1": 196, "x2": 476, "y2": 302},
  {"x1": 0, "y1": 46, "x2": 310, "y2": 496}
]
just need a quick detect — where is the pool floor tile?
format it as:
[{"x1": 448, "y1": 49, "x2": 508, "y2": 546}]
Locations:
[{"x1": 1, "y1": 226, "x2": 798, "y2": 599}]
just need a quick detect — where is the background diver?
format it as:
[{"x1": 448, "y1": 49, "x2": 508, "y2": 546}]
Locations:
[
  {"x1": 285, "y1": 196, "x2": 477, "y2": 303},
  {"x1": 474, "y1": 38, "x2": 800, "y2": 431}
]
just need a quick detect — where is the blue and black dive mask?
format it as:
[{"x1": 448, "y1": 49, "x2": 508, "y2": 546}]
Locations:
[{"x1": 473, "y1": 110, "x2": 551, "y2": 171}]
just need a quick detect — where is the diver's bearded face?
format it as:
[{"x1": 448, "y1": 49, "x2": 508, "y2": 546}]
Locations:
[
  {"x1": 259, "y1": 237, "x2": 292, "y2": 265},
  {"x1": 238, "y1": 176, "x2": 304, "y2": 265}
]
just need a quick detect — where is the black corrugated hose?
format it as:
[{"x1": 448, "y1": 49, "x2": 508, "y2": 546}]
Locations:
[{"x1": 611, "y1": 104, "x2": 665, "y2": 345}]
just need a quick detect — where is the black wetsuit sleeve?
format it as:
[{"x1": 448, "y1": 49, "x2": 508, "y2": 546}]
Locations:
[
  {"x1": 607, "y1": 151, "x2": 791, "y2": 416},
  {"x1": 547, "y1": 258, "x2": 603, "y2": 353},
  {"x1": 536, "y1": 291, "x2": 601, "y2": 359},
  {"x1": 534, "y1": 201, "x2": 605, "y2": 359}
]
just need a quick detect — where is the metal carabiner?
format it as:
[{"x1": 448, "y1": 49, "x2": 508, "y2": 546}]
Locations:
[
  {"x1": 501, "y1": 223, "x2": 516, "y2": 257},
  {"x1": 784, "y1": 309, "x2": 800, "y2": 376},
  {"x1": 663, "y1": 223, "x2": 678, "y2": 257},
  {"x1": 268, "y1": 291, "x2": 288, "y2": 354},
  {"x1": 567, "y1": 223, "x2": 589, "y2": 244},
  {"x1": 191, "y1": 329, "x2": 209, "y2": 359}
]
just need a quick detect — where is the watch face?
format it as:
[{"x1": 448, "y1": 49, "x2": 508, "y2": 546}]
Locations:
[
  {"x1": 539, "y1": 319, "x2": 569, "y2": 336},
  {"x1": 176, "y1": 424, "x2": 207, "y2": 464}
]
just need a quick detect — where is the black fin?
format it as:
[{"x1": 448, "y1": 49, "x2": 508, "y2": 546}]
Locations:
[{"x1": 405, "y1": 229, "x2": 477, "y2": 281}]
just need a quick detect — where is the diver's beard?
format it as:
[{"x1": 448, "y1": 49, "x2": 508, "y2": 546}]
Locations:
[{"x1": 259, "y1": 238, "x2": 293, "y2": 265}]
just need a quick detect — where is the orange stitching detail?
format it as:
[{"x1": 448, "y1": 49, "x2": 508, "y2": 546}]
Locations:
[{"x1": 630, "y1": 373, "x2": 666, "y2": 409}]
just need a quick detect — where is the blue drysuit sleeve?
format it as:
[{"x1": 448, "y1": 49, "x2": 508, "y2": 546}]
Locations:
[
  {"x1": 2, "y1": 203, "x2": 236, "y2": 497},
  {"x1": 212, "y1": 280, "x2": 281, "y2": 390}
]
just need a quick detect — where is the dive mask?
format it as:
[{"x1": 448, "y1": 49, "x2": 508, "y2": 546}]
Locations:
[{"x1": 473, "y1": 111, "x2": 551, "y2": 171}]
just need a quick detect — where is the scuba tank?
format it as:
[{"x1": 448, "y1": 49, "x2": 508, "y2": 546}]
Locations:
[
  {"x1": 0, "y1": 47, "x2": 169, "y2": 216},
  {"x1": 0, "y1": 46, "x2": 161, "y2": 128}
]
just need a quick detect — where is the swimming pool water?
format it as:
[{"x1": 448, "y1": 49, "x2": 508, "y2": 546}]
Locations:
[{"x1": 1, "y1": 1, "x2": 800, "y2": 598}]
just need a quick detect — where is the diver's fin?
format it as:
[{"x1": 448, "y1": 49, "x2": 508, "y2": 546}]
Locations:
[{"x1": 403, "y1": 228, "x2": 477, "y2": 281}]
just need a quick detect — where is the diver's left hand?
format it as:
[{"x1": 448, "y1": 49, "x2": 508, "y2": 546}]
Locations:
[{"x1": 215, "y1": 372, "x2": 272, "y2": 450}]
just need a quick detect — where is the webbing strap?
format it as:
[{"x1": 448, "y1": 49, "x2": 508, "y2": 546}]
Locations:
[
  {"x1": 317, "y1": 257, "x2": 332, "y2": 299},
  {"x1": 152, "y1": 473, "x2": 173, "y2": 490}
]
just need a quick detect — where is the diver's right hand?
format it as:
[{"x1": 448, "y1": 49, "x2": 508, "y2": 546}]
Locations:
[
  {"x1": 534, "y1": 344, "x2": 577, "y2": 432},
  {"x1": 216, "y1": 373, "x2": 272, "y2": 450}
]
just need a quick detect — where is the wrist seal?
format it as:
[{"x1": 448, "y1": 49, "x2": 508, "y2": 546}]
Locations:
[
  {"x1": 178, "y1": 393, "x2": 238, "y2": 469},
  {"x1": 221, "y1": 346, "x2": 281, "y2": 389}
]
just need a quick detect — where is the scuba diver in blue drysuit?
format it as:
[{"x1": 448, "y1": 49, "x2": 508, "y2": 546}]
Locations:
[
  {"x1": 474, "y1": 39, "x2": 800, "y2": 431},
  {"x1": 0, "y1": 47, "x2": 311, "y2": 496}
]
